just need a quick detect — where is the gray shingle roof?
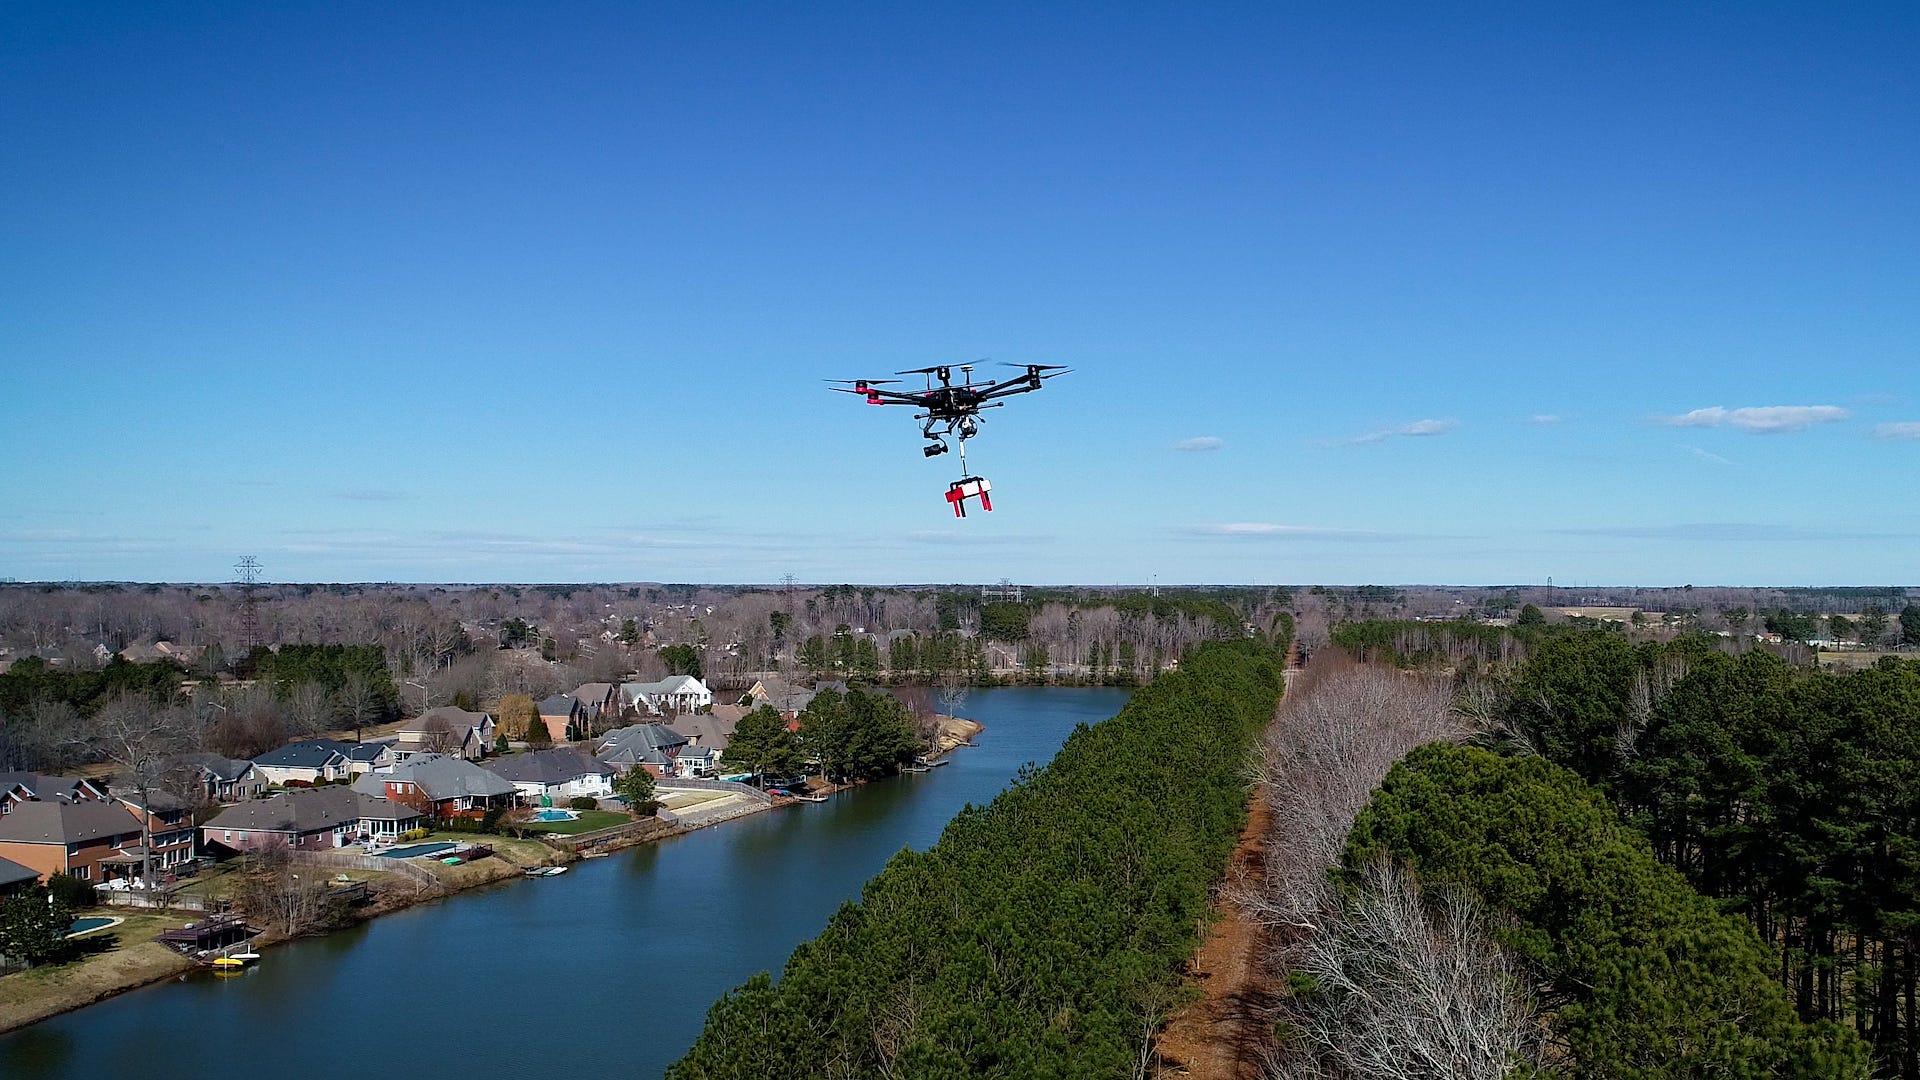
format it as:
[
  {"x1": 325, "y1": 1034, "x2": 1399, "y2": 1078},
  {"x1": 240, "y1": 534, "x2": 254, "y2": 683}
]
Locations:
[
  {"x1": 0, "y1": 800, "x2": 142, "y2": 845},
  {"x1": 253, "y1": 741, "x2": 349, "y2": 769},
  {"x1": 203, "y1": 787, "x2": 420, "y2": 835},
  {"x1": 596, "y1": 724, "x2": 689, "y2": 768},
  {"x1": 0, "y1": 854, "x2": 38, "y2": 890},
  {"x1": 353, "y1": 756, "x2": 516, "y2": 802},
  {"x1": 485, "y1": 747, "x2": 613, "y2": 786}
]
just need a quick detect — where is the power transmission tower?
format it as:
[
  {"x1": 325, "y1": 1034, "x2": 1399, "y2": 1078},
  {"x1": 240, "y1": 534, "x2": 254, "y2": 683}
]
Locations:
[
  {"x1": 981, "y1": 578, "x2": 1022, "y2": 603},
  {"x1": 235, "y1": 556, "x2": 262, "y2": 650}
]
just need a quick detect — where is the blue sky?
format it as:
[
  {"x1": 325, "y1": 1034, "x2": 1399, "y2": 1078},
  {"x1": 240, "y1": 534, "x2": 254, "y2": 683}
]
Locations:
[{"x1": 3, "y1": 2, "x2": 1916, "y2": 586}]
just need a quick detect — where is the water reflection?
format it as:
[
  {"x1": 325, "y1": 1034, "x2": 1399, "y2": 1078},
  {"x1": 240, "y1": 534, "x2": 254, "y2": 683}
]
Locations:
[{"x1": 0, "y1": 688, "x2": 1128, "y2": 1080}]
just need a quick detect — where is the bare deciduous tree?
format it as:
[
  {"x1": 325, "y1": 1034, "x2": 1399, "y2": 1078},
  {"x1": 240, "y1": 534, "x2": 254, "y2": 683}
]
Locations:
[
  {"x1": 1243, "y1": 661, "x2": 1539, "y2": 1079},
  {"x1": 90, "y1": 694, "x2": 199, "y2": 888}
]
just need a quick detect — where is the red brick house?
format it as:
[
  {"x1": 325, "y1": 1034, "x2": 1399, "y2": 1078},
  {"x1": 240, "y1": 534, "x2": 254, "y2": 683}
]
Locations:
[{"x1": 0, "y1": 800, "x2": 151, "y2": 885}]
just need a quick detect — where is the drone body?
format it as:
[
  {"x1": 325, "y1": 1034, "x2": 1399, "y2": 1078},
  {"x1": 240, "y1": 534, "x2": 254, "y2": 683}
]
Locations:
[{"x1": 829, "y1": 362, "x2": 1069, "y2": 514}]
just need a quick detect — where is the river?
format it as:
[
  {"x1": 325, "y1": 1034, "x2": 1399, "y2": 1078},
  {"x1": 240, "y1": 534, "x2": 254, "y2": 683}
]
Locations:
[{"x1": 0, "y1": 687, "x2": 1131, "y2": 1080}]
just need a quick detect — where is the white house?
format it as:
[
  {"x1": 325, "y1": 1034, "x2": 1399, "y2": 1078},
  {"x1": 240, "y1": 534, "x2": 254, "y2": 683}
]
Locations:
[
  {"x1": 483, "y1": 747, "x2": 616, "y2": 804},
  {"x1": 619, "y1": 675, "x2": 712, "y2": 716}
]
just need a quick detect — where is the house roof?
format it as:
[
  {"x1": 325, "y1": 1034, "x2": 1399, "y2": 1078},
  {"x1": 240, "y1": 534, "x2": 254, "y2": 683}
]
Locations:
[
  {"x1": 204, "y1": 787, "x2": 420, "y2": 835},
  {"x1": 485, "y1": 747, "x2": 613, "y2": 786},
  {"x1": 112, "y1": 790, "x2": 191, "y2": 815},
  {"x1": 0, "y1": 772, "x2": 107, "y2": 804},
  {"x1": 596, "y1": 723, "x2": 689, "y2": 768},
  {"x1": 341, "y1": 742, "x2": 389, "y2": 764},
  {"x1": 0, "y1": 800, "x2": 142, "y2": 846},
  {"x1": 353, "y1": 755, "x2": 516, "y2": 802},
  {"x1": 405, "y1": 706, "x2": 493, "y2": 732},
  {"x1": 0, "y1": 854, "x2": 38, "y2": 889},
  {"x1": 536, "y1": 695, "x2": 580, "y2": 718},
  {"x1": 253, "y1": 741, "x2": 349, "y2": 770},
  {"x1": 621, "y1": 675, "x2": 710, "y2": 701},
  {"x1": 574, "y1": 682, "x2": 615, "y2": 703},
  {"x1": 171, "y1": 753, "x2": 258, "y2": 782},
  {"x1": 676, "y1": 711, "x2": 739, "y2": 752}
]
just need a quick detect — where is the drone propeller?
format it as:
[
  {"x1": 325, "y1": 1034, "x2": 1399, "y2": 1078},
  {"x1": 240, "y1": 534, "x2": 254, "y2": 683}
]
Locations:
[
  {"x1": 895, "y1": 366, "x2": 945, "y2": 375},
  {"x1": 998, "y1": 362, "x2": 1071, "y2": 372},
  {"x1": 825, "y1": 379, "x2": 901, "y2": 385}
]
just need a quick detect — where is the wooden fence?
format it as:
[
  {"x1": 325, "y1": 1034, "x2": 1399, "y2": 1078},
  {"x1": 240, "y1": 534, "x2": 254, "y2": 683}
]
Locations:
[{"x1": 293, "y1": 849, "x2": 441, "y2": 889}]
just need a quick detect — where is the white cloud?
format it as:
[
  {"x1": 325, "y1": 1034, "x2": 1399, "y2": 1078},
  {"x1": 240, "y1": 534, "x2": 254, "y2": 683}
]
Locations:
[
  {"x1": 1174, "y1": 435, "x2": 1224, "y2": 452},
  {"x1": 1688, "y1": 446, "x2": 1733, "y2": 466},
  {"x1": 1527, "y1": 414, "x2": 1562, "y2": 424},
  {"x1": 1346, "y1": 418, "x2": 1458, "y2": 445},
  {"x1": 1659, "y1": 405, "x2": 1848, "y2": 433},
  {"x1": 1874, "y1": 422, "x2": 1920, "y2": 439}
]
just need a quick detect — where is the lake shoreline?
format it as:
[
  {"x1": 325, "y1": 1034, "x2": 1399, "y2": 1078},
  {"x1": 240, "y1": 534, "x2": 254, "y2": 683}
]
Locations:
[{"x1": 0, "y1": 717, "x2": 989, "y2": 1038}]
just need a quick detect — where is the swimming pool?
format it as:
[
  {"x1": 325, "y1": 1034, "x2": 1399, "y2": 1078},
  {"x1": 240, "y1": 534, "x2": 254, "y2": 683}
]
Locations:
[
  {"x1": 531, "y1": 808, "x2": 579, "y2": 822},
  {"x1": 67, "y1": 916, "x2": 122, "y2": 938},
  {"x1": 379, "y1": 842, "x2": 458, "y2": 859}
]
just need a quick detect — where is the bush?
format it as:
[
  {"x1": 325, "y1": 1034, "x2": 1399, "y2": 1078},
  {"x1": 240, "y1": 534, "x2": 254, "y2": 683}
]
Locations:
[
  {"x1": 46, "y1": 872, "x2": 96, "y2": 909},
  {"x1": 568, "y1": 796, "x2": 598, "y2": 811}
]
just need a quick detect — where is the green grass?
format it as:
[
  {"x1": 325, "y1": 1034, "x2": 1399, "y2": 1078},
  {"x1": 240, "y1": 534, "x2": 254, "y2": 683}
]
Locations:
[{"x1": 519, "y1": 810, "x2": 630, "y2": 835}]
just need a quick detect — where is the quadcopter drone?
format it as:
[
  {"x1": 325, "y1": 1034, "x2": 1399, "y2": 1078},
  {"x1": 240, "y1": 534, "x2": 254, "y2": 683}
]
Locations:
[{"x1": 829, "y1": 362, "x2": 1070, "y2": 516}]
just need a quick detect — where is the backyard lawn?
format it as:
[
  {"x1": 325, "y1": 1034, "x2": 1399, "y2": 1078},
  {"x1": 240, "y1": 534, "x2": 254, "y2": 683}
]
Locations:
[{"x1": 519, "y1": 810, "x2": 630, "y2": 835}]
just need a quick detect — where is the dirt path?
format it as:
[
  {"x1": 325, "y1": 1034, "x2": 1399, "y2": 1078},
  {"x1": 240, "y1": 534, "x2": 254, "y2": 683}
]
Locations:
[{"x1": 1152, "y1": 778, "x2": 1278, "y2": 1079}]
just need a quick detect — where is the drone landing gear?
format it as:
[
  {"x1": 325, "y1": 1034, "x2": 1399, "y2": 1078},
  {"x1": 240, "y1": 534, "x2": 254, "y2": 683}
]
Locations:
[{"x1": 945, "y1": 476, "x2": 992, "y2": 517}]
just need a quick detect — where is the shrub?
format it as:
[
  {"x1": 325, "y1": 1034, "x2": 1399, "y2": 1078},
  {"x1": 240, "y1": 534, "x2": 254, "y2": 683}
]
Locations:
[
  {"x1": 46, "y1": 872, "x2": 96, "y2": 909},
  {"x1": 568, "y1": 796, "x2": 598, "y2": 811}
]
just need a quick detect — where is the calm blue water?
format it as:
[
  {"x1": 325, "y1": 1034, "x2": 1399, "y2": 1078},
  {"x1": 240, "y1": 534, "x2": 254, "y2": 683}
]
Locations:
[{"x1": 0, "y1": 688, "x2": 1129, "y2": 1079}]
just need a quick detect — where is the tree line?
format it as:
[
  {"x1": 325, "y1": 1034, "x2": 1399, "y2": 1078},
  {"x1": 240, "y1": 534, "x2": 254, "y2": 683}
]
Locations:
[
  {"x1": 1484, "y1": 631, "x2": 1920, "y2": 1076},
  {"x1": 720, "y1": 688, "x2": 919, "y2": 783},
  {"x1": 668, "y1": 637, "x2": 1286, "y2": 1078}
]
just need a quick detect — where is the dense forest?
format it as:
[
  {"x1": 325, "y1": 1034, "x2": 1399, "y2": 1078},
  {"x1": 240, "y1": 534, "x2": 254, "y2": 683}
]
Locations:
[
  {"x1": 668, "y1": 637, "x2": 1286, "y2": 1078},
  {"x1": 1493, "y1": 633, "x2": 1920, "y2": 1076},
  {"x1": 1308, "y1": 622, "x2": 1920, "y2": 1077}
]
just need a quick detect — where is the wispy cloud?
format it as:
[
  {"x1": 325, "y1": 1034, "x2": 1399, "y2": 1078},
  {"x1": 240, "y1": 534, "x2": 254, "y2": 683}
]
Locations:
[
  {"x1": 1687, "y1": 446, "x2": 1734, "y2": 466},
  {"x1": 1174, "y1": 435, "x2": 1224, "y2": 452},
  {"x1": 1344, "y1": 418, "x2": 1458, "y2": 445},
  {"x1": 1553, "y1": 522, "x2": 1920, "y2": 542},
  {"x1": 1526, "y1": 414, "x2": 1562, "y2": 425},
  {"x1": 331, "y1": 488, "x2": 412, "y2": 502},
  {"x1": 1177, "y1": 523, "x2": 1462, "y2": 543},
  {"x1": 1658, "y1": 405, "x2": 1848, "y2": 434},
  {"x1": 1874, "y1": 422, "x2": 1920, "y2": 439}
]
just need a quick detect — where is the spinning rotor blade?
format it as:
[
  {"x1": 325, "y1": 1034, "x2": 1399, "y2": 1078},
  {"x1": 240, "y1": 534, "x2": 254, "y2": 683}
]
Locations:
[
  {"x1": 997, "y1": 362, "x2": 1071, "y2": 372},
  {"x1": 825, "y1": 379, "x2": 901, "y2": 385}
]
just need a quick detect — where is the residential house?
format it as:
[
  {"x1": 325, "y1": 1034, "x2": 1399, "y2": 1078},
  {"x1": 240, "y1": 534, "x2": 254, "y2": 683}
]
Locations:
[
  {"x1": 394, "y1": 707, "x2": 497, "y2": 762},
  {"x1": 619, "y1": 675, "x2": 713, "y2": 717},
  {"x1": 202, "y1": 787, "x2": 422, "y2": 854},
  {"x1": 0, "y1": 773, "x2": 110, "y2": 814},
  {"x1": 351, "y1": 755, "x2": 516, "y2": 819},
  {"x1": 672, "y1": 709, "x2": 740, "y2": 778},
  {"x1": 116, "y1": 640, "x2": 202, "y2": 665},
  {"x1": 485, "y1": 747, "x2": 615, "y2": 804},
  {"x1": 535, "y1": 694, "x2": 587, "y2": 743},
  {"x1": 596, "y1": 724, "x2": 689, "y2": 778},
  {"x1": 744, "y1": 678, "x2": 818, "y2": 719},
  {"x1": 170, "y1": 753, "x2": 267, "y2": 803},
  {"x1": 339, "y1": 740, "x2": 395, "y2": 775},
  {"x1": 0, "y1": 855, "x2": 38, "y2": 896},
  {"x1": 572, "y1": 682, "x2": 617, "y2": 725},
  {"x1": 252, "y1": 741, "x2": 354, "y2": 786},
  {"x1": 0, "y1": 800, "x2": 152, "y2": 884},
  {"x1": 109, "y1": 791, "x2": 197, "y2": 873}
]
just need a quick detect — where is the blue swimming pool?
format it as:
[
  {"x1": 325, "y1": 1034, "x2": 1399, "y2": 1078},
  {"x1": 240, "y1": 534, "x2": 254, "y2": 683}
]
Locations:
[
  {"x1": 67, "y1": 917, "x2": 118, "y2": 937},
  {"x1": 379, "y1": 842, "x2": 458, "y2": 859},
  {"x1": 531, "y1": 809, "x2": 578, "y2": 822}
]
